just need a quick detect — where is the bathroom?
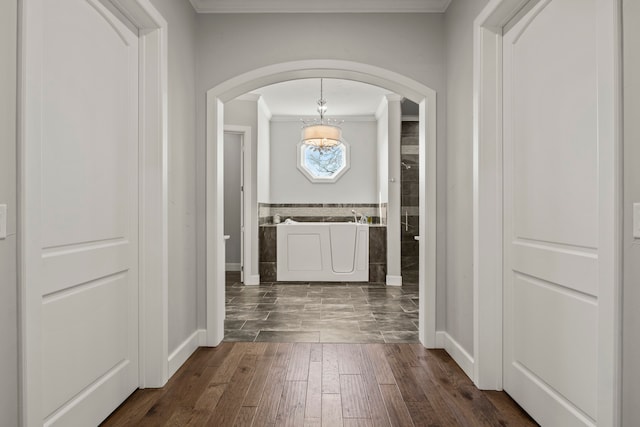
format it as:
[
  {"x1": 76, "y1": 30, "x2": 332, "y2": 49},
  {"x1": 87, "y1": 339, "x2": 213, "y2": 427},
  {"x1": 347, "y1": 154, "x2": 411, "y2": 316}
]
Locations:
[{"x1": 222, "y1": 78, "x2": 422, "y2": 343}]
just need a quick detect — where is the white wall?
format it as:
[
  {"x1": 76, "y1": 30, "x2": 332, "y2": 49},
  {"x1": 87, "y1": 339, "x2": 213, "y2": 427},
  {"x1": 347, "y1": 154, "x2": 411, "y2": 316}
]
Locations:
[
  {"x1": 223, "y1": 133, "x2": 242, "y2": 265},
  {"x1": 0, "y1": 0, "x2": 18, "y2": 424},
  {"x1": 257, "y1": 98, "x2": 271, "y2": 203},
  {"x1": 623, "y1": 0, "x2": 640, "y2": 424},
  {"x1": 224, "y1": 98, "x2": 260, "y2": 280},
  {"x1": 195, "y1": 13, "x2": 447, "y2": 328},
  {"x1": 269, "y1": 119, "x2": 378, "y2": 203},
  {"x1": 150, "y1": 0, "x2": 199, "y2": 353},
  {"x1": 443, "y1": 0, "x2": 489, "y2": 354}
]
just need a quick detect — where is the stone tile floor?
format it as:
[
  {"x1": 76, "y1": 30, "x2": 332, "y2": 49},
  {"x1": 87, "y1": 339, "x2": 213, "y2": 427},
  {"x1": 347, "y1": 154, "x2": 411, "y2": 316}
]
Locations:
[{"x1": 224, "y1": 272, "x2": 419, "y2": 343}]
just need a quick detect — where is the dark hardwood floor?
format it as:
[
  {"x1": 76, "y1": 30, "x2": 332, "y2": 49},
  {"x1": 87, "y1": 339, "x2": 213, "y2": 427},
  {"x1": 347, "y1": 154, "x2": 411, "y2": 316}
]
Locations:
[{"x1": 102, "y1": 342, "x2": 537, "y2": 426}]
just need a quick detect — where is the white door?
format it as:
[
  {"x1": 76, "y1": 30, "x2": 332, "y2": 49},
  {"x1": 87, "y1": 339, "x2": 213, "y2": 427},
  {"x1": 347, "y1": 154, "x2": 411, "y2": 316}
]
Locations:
[
  {"x1": 223, "y1": 132, "x2": 244, "y2": 279},
  {"x1": 25, "y1": 0, "x2": 139, "y2": 425},
  {"x1": 502, "y1": 0, "x2": 612, "y2": 425}
]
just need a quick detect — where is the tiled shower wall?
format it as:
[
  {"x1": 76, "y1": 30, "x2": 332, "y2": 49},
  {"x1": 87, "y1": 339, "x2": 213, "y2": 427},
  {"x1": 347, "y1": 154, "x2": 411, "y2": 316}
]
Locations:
[{"x1": 401, "y1": 121, "x2": 419, "y2": 284}]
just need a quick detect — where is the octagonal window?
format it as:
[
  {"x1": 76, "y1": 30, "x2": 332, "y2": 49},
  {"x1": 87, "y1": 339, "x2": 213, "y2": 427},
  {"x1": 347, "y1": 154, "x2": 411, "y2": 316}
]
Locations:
[{"x1": 297, "y1": 141, "x2": 350, "y2": 183}]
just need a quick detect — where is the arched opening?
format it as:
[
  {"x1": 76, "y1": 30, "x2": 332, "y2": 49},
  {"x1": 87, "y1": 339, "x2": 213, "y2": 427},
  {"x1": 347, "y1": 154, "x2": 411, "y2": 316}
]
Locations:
[{"x1": 205, "y1": 60, "x2": 438, "y2": 348}]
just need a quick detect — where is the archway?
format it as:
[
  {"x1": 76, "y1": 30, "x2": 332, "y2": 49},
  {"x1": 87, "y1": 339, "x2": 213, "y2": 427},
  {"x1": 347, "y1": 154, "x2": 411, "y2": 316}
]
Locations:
[{"x1": 205, "y1": 60, "x2": 438, "y2": 348}]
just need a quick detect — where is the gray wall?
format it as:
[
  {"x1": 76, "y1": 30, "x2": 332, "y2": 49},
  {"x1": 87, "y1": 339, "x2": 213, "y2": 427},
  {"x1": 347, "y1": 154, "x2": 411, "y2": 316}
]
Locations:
[
  {"x1": 223, "y1": 133, "x2": 242, "y2": 265},
  {"x1": 622, "y1": 0, "x2": 640, "y2": 424},
  {"x1": 257, "y1": 98, "x2": 271, "y2": 203},
  {"x1": 195, "y1": 13, "x2": 448, "y2": 329},
  {"x1": 269, "y1": 119, "x2": 379, "y2": 203},
  {"x1": 150, "y1": 0, "x2": 199, "y2": 353},
  {"x1": 0, "y1": 1, "x2": 18, "y2": 424},
  {"x1": 443, "y1": 0, "x2": 489, "y2": 354}
]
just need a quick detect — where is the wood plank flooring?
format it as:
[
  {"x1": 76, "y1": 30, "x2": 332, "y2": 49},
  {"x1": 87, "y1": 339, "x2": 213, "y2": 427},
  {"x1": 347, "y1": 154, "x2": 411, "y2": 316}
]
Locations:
[{"x1": 102, "y1": 343, "x2": 538, "y2": 427}]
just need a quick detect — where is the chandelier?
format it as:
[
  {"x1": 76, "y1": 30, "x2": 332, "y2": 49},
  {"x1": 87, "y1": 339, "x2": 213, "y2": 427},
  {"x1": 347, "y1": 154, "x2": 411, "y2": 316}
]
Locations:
[{"x1": 301, "y1": 78, "x2": 343, "y2": 150}]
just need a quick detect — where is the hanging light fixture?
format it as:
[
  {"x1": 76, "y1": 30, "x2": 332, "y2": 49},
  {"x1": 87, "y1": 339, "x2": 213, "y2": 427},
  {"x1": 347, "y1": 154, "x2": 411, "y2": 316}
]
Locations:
[{"x1": 301, "y1": 78, "x2": 343, "y2": 150}]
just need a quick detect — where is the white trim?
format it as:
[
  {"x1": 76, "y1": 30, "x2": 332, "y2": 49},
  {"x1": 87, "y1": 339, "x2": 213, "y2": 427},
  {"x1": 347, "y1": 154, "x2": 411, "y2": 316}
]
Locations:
[
  {"x1": 206, "y1": 60, "x2": 438, "y2": 349},
  {"x1": 244, "y1": 274, "x2": 260, "y2": 286},
  {"x1": 234, "y1": 93, "x2": 261, "y2": 102},
  {"x1": 270, "y1": 115, "x2": 377, "y2": 122},
  {"x1": 167, "y1": 329, "x2": 206, "y2": 379},
  {"x1": 385, "y1": 93, "x2": 403, "y2": 102},
  {"x1": 19, "y1": 1, "x2": 169, "y2": 423},
  {"x1": 435, "y1": 331, "x2": 475, "y2": 381},
  {"x1": 473, "y1": 0, "x2": 509, "y2": 391},
  {"x1": 225, "y1": 262, "x2": 241, "y2": 271},
  {"x1": 386, "y1": 275, "x2": 403, "y2": 287},
  {"x1": 224, "y1": 125, "x2": 257, "y2": 287},
  {"x1": 128, "y1": 0, "x2": 170, "y2": 389},
  {"x1": 258, "y1": 97, "x2": 272, "y2": 120},
  {"x1": 188, "y1": 0, "x2": 452, "y2": 14},
  {"x1": 420, "y1": 95, "x2": 437, "y2": 350},
  {"x1": 19, "y1": 2, "x2": 44, "y2": 423},
  {"x1": 595, "y1": 0, "x2": 622, "y2": 424},
  {"x1": 401, "y1": 115, "x2": 419, "y2": 122},
  {"x1": 375, "y1": 98, "x2": 387, "y2": 121},
  {"x1": 473, "y1": 2, "x2": 622, "y2": 425}
]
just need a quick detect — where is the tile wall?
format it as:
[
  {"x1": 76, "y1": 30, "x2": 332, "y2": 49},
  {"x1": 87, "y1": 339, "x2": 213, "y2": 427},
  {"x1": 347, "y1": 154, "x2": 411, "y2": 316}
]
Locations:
[{"x1": 258, "y1": 203, "x2": 387, "y2": 225}]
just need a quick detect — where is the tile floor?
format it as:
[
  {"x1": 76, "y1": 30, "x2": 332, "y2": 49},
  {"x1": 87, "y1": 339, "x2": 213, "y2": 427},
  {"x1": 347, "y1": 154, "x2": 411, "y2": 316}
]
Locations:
[{"x1": 224, "y1": 272, "x2": 420, "y2": 343}]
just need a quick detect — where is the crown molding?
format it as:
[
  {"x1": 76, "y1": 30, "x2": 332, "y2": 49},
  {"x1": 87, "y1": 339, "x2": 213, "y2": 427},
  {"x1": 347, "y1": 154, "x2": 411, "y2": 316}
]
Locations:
[
  {"x1": 189, "y1": 0, "x2": 452, "y2": 14},
  {"x1": 270, "y1": 114, "x2": 377, "y2": 122}
]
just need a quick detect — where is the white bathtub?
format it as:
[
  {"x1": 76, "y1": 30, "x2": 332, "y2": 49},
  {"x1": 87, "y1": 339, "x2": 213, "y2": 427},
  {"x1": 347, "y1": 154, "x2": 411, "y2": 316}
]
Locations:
[{"x1": 276, "y1": 222, "x2": 369, "y2": 282}]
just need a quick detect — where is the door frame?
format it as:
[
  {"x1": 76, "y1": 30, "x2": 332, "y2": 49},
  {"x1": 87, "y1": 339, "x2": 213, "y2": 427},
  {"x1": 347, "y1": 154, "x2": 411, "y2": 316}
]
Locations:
[
  {"x1": 223, "y1": 125, "x2": 253, "y2": 284},
  {"x1": 473, "y1": 0, "x2": 622, "y2": 424},
  {"x1": 205, "y1": 60, "x2": 438, "y2": 349},
  {"x1": 18, "y1": 0, "x2": 169, "y2": 424}
]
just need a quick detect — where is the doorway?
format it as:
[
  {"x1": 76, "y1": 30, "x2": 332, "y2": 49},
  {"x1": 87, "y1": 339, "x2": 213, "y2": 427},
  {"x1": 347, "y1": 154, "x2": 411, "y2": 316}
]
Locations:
[
  {"x1": 224, "y1": 131, "x2": 244, "y2": 280},
  {"x1": 205, "y1": 61, "x2": 438, "y2": 348}
]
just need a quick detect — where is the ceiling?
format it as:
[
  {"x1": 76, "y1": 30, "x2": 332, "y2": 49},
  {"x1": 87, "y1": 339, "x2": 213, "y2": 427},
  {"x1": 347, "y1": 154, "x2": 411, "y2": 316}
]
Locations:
[
  {"x1": 189, "y1": 0, "x2": 451, "y2": 14},
  {"x1": 247, "y1": 79, "x2": 394, "y2": 117}
]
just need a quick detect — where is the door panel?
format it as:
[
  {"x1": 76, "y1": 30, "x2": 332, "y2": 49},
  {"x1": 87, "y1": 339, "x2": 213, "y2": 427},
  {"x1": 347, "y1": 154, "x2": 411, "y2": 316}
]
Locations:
[
  {"x1": 512, "y1": 274, "x2": 597, "y2": 413},
  {"x1": 503, "y1": 0, "x2": 600, "y2": 425},
  {"x1": 41, "y1": 274, "x2": 129, "y2": 415},
  {"x1": 42, "y1": 0, "x2": 134, "y2": 248},
  {"x1": 36, "y1": 0, "x2": 139, "y2": 424}
]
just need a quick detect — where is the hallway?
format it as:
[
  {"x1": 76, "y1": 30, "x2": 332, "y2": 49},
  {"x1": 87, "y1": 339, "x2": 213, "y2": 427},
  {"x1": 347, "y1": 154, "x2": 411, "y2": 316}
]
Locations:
[{"x1": 102, "y1": 342, "x2": 537, "y2": 426}]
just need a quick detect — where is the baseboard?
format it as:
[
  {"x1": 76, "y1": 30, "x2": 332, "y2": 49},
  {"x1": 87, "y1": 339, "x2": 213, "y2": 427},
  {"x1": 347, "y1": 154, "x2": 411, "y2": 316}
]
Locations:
[
  {"x1": 167, "y1": 329, "x2": 206, "y2": 379},
  {"x1": 244, "y1": 274, "x2": 260, "y2": 286},
  {"x1": 225, "y1": 263, "x2": 241, "y2": 271},
  {"x1": 435, "y1": 331, "x2": 475, "y2": 381},
  {"x1": 386, "y1": 275, "x2": 403, "y2": 286}
]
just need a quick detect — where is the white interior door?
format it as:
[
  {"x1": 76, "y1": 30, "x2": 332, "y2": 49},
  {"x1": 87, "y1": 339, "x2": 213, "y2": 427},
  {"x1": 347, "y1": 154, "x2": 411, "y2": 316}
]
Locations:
[
  {"x1": 223, "y1": 132, "x2": 243, "y2": 278},
  {"x1": 502, "y1": 0, "x2": 609, "y2": 425},
  {"x1": 26, "y1": 0, "x2": 140, "y2": 424}
]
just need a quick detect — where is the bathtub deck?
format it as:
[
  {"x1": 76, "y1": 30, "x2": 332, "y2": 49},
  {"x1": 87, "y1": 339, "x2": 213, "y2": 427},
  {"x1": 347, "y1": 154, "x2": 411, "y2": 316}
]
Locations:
[{"x1": 224, "y1": 272, "x2": 419, "y2": 343}]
